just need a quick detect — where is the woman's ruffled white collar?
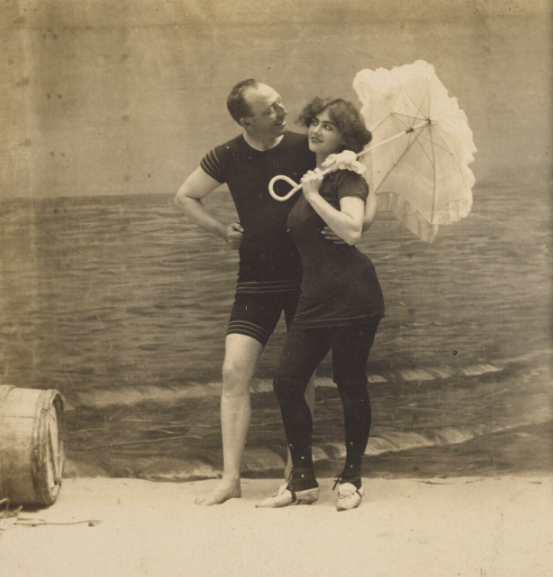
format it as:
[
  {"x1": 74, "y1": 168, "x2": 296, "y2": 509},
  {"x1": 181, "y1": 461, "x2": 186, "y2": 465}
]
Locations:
[{"x1": 320, "y1": 150, "x2": 366, "y2": 175}]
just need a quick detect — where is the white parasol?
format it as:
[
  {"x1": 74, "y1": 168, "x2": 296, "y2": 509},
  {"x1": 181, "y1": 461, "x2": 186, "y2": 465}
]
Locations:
[{"x1": 269, "y1": 60, "x2": 477, "y2": 242}]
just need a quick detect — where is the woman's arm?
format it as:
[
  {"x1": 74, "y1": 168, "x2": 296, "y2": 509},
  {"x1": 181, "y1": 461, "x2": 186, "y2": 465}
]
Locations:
[
  {"x1": 301, "y1": 170, "x2": 365, "y2": 246},
  {"x1": 362, "y1": 187, "x2": 377, "y2": 233},
  {"x1": 322, "y1": 186, "x2": 377, "y2": 242}
]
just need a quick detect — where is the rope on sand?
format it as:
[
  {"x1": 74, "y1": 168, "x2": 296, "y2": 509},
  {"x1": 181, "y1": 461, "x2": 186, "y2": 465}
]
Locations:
[
  {"x1": 16, "y1": 519, "x2": 102, "y2": 527},
  {"x1": 0, "y1": 497, "x2": 101, "y2": 529}
]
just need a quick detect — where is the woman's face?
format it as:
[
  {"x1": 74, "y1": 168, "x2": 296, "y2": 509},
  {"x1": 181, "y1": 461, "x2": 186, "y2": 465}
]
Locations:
[{"x1": 307, "y1": 109, "x2": 345, "y2": 158}]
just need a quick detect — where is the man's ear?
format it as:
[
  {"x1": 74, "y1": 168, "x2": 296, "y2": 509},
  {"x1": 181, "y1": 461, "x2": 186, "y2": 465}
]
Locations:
[{"x1": 239, "y1": 117, "x2": 252, "y2": 129}]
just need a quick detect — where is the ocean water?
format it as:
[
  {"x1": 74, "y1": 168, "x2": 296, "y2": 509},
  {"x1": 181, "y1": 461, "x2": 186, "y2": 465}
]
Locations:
[{"x1": 0, "y1": 174, "x2": 551, "y2": 480}]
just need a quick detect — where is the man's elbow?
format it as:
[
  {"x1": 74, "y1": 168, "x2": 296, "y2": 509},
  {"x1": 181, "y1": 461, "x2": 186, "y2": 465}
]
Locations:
[
  {"x1": 174, "y1": 184, "x2": 194, "y2": 212},
  {"x1": 361, "y1": 219, "x2": 374, "y2": 234}
]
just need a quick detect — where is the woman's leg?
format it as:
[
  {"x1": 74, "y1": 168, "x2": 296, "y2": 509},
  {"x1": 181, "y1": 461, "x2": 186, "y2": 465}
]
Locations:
[
  {"x1": 331, "y1": 319, "x2": 381, "y2": 486},
  {"x1": 284, "y1": 370, "x2": 316, "y2": 482},
  {"x1": 273, "y1": 327, "x2": 331, "y2": 490},
  {"x1": 282, "y1": 290, "x2": 317, "y2": 480}
]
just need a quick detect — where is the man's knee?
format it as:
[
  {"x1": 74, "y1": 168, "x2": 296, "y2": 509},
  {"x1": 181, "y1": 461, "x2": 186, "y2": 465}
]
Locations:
[
  {"x1": 222, "y1": 334, "x2": 263, "y2": 395},
  {"x1": 221, "y1": 358, "x2": 254, "y2": 395}
]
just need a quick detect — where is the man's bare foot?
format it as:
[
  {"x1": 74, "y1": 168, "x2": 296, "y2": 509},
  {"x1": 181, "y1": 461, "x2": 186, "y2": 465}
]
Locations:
[{"x1": 194, "y1": 479, "x2": 241, "y2": 506}]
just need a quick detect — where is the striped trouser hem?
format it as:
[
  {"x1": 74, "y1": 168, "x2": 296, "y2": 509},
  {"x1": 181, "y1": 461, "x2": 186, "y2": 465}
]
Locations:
[{"x1": 226, "y1": 320, "x2": 271, "y2": 347}]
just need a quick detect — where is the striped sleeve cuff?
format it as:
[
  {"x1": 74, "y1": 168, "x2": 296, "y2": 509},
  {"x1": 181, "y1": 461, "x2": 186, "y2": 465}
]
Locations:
[{"x1": 200, "y1": 149, "x2": 224, "y2": 183}]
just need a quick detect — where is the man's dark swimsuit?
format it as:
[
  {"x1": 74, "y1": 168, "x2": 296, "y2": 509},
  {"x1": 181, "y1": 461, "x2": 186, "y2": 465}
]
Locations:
[{"x1": 200, "y1": 132, "x2": 315, "y2": 346}]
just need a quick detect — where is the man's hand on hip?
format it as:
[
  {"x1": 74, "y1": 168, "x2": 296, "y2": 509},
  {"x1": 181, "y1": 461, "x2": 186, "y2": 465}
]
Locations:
[{"x1": 226, "y1": 222, "x2": 244, "y2": 249}]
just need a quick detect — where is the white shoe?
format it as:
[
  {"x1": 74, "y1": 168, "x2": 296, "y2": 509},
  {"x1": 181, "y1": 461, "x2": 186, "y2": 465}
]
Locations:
[
  {"x1": 336, "y1": 483, "x2": 364, "y2": 511},
  {"x1": 256, "y1": 483, "x2": 320, "y2": 508}
]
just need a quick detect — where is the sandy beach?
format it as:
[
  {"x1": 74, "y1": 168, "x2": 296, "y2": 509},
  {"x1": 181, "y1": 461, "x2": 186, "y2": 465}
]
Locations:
[{"x1": 2, "y1": 475, "x2": 552, "y2": 577}]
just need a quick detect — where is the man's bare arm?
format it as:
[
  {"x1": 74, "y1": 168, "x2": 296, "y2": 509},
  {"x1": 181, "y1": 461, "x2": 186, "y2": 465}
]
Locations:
[{"x1": 174, "y1": 167, "x2": 243, "y2": 248}]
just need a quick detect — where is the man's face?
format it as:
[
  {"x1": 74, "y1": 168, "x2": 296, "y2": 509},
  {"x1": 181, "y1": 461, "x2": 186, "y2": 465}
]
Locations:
[{"x1": 242, "y1": 83, "x2": 288, "y2": 140}]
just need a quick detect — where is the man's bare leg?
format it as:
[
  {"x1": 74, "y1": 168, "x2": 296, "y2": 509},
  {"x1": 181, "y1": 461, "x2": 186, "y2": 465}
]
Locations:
[
  {"x1": 283, "y1": 371, "x2": 316, "y2": 481},
  {"x1": 195, "y1": 334, "x2": 263, "y2": 506}
]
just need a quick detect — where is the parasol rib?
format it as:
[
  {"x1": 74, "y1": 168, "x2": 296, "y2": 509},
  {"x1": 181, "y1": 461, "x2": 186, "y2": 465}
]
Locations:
[
  {"x1": 357, "y1": 120, "x2": 430, "y2": 157},
  {"x1": 410, "y1": 123, "x2": 472, "y2": 191},
  {"x1": 369, "y1": 125, "x2": 433, "y2": 195}
]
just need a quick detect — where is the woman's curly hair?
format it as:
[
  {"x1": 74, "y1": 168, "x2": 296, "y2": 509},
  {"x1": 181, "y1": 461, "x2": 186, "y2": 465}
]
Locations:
[{"x1": 298, "y1": 98, "x2": 372, "y2": 153}]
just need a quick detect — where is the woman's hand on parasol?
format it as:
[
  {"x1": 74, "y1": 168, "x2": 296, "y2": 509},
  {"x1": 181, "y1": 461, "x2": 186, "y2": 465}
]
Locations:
[{"x1": 300, "y1": 169, "x2": 324, "y2": 203}]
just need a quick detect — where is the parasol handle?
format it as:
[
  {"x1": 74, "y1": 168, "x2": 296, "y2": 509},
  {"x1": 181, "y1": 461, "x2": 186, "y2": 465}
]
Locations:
[
  {"x1": 269, "y1": 119, "x2": 432, "y2": 202},
  {"x1": 269, "y1": 166, "x2": 336, "y2": 202},
  {"x1": 268, "y1": 175, "x2": 303, "y2": 201}
]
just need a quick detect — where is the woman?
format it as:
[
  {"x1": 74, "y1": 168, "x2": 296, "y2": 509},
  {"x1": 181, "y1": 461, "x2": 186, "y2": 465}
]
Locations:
[{"x1": 257, "y1": 98, "x2": 385, "y2": 511}]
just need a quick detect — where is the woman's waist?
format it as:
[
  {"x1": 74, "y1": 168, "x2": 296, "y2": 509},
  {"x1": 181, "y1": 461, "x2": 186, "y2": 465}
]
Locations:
[
  {"x1": 299, "y1": 251, "x2": 375, "y2": 276},
  {"x1": 301, "y1": 259, "x2": 380, "y2": 291}
]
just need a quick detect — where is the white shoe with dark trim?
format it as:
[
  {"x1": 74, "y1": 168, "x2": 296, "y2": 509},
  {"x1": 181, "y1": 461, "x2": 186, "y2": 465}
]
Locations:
[
  {"x1": 256, "y1": 483, "x2": 320, "y2": 508},
  {"x1": 336, "y1": 483, "x2": 364, "y2": 511}
]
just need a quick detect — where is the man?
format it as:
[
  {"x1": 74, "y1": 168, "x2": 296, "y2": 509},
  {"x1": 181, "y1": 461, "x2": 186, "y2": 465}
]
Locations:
[{"x1": 175, "y1": 79, "x2": 373, "y2": 505}]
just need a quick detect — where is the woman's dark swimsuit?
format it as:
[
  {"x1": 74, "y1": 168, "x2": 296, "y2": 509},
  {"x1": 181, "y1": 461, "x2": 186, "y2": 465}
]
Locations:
[{"x1": 273, "y1": 169, "x2": 384, "y2": 490}]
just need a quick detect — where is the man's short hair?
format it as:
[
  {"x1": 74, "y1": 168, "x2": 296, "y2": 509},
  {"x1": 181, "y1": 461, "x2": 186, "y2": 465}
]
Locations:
[{"x1": 227, "y1": 79, "x2": 259, "y2": 124}]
